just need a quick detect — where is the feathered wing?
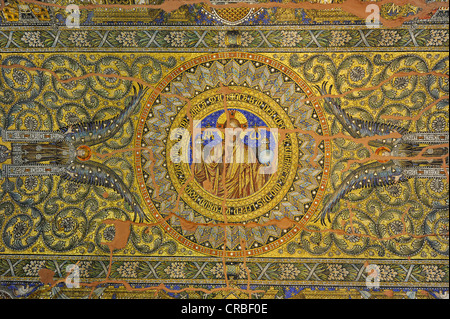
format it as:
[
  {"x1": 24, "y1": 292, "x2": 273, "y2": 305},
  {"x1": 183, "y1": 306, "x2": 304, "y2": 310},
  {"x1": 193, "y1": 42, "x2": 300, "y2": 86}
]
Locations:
[
  {"x1": 61, "y1": 160, "x2": 148, "y2": 222},
  {"x1": 317, "y1": 161, "x2": 408, "y2": 225},
  {"x1": 313, "y1": 82, "x2": 408, "y2": 140},
  {"x1": 61, "y1": 84, "x2": 149, "y2": 147}
]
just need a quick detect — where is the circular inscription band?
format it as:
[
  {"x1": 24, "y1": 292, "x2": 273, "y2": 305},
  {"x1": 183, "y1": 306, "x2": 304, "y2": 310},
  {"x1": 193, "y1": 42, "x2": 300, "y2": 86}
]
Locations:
[{"x1": 135, "y1": 52, "x2": 331, "y2": 257}]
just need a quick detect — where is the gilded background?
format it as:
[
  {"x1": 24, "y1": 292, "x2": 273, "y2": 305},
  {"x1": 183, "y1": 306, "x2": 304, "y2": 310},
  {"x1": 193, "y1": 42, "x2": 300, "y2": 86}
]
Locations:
[{"x1": 0, "y1": 0, "x2": 448, "y2": 300}]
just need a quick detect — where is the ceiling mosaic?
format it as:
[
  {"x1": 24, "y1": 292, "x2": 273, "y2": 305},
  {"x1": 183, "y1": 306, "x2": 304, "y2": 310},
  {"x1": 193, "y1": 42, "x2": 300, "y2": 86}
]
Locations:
[{"x1": 0, "y1": 0, "x2": 448, "y2": 301}]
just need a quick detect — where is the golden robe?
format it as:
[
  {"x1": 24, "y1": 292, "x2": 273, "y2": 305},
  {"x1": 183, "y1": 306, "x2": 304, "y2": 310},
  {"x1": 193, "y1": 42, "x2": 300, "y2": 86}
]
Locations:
[{"x1": 193, "y1": 139, "x2": 268, "y2": 199}]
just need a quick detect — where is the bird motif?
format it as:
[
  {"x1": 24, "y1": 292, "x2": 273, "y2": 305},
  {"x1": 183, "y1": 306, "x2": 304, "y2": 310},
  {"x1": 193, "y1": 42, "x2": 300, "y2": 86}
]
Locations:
[{"x1": 314, "y1": 82, "x2": 448, "y2": 225}]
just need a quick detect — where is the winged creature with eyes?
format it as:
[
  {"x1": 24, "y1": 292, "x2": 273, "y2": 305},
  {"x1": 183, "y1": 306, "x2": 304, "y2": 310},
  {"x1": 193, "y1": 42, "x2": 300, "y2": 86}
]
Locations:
[
  {"x1": 0, "y1": 84, "x2": 149, "y2": 223},
  {"x1": 314, "y1": 82, "x2": 448, "y2": 225}
]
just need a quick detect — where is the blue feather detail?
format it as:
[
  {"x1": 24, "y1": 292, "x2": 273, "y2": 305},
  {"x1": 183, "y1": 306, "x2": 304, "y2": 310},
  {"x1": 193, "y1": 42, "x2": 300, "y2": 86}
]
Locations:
[
  {"x1": 318, "y1": 161, "x2": 408, "y2": 225},
  {"x1": 61, "y1": 161, "x2": 148, "y2": 223}
]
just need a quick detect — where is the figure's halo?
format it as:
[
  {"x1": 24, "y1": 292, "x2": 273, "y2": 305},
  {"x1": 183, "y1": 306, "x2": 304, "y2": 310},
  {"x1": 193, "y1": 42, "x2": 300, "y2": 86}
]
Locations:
[{"x1": 216, "y1": 109, "x2": 248, "y2": 129}]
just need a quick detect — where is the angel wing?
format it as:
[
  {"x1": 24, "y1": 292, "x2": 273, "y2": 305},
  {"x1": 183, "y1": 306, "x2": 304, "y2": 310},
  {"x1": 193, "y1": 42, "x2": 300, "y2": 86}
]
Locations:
[
  {"x1": 60, "y1": 84, "x2": 149, "y2": 147},
  {"x1": 317, "y1": 160, "x2": 408, "y2": 225},
  {"x1": 313, "y1": 82, "x2": 409, "y2": 141},
  {"x1": 61, "y1": 160, "x2": 148, "y2": 223}
]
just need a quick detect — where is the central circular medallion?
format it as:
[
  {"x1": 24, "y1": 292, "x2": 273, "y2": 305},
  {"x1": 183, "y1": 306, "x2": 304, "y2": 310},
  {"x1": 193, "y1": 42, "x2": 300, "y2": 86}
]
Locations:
[
  {"x1": 167, "y1": 85, "x2": 299, "y2": 223},
  {"x1": 135, "y1": 53, "x2": 331, "y2": 257}
]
